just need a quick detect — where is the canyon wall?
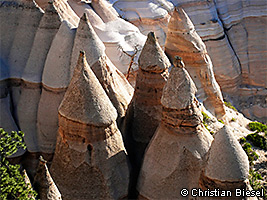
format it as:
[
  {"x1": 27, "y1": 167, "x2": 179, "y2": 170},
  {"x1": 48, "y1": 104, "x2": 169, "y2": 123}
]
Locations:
[{"x1": 112, "y1": 0, "x2": 267, "y2": 122}]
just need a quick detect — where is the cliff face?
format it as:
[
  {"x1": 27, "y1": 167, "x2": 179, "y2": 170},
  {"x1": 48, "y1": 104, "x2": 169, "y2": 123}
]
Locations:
[
  {"x1": 112, "y1": 0, "x2": 267, "y2": 122},
  {"x1": 171, "y1": 0, "x2": 267, "y2": 123}
]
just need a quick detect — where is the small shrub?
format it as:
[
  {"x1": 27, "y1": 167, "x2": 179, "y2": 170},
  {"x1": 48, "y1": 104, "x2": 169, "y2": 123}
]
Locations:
[
  {"x1": 231, "y1": 118, "x2": 236, "y2": 122},
  {"x1": 239, "y1": 139, "x2": 258, "y2": 165},
  {"x1": 249, "y1": 169, "x2": 266, "y2": 197},
  {"x1": 224, "y1": 101, "x2": 237, "y2": 111},
  {"x1": 218, "y1": 119, "x2": 224, "y2": 124},
  {"x1": 201, "y1": 112, "x2": 210, "y2": 123},
  {"x1": 246, "y1": 133, "x2": 267, "y2": 150},
  {"x1": 201, "y1": 112, "x2": 214, "y2": 135},
  {"x1": 248, "y1": 122, "x2": 267, "y2": 135}
]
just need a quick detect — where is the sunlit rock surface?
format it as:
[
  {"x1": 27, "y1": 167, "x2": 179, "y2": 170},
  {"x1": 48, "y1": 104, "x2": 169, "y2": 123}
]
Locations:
[
  {"x1": 137, "y1": 64, "x2": 213, "y2": 199},
  {"x1": 165, "y1": 8, "x2": 226, "y2": 118},
  {"x1": 50, "y1": 52, "x2": 129, "y2": 199}
]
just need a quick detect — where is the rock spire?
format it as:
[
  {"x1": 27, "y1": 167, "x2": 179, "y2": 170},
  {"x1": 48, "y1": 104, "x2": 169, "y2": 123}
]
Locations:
[
  {"x1": 199, "y1": 125, "x2": 250, "y2": 196},
  {"x1": 50, "y1": 52, "x2": 129, "y2": 200},
  {"x1": 165, "y1": 7, "x2": 226, "y2": 118},
  {"x1": 70, "y1": 14, "x2": 134, "y2": 120},
  {"x1": 123, "y1": 32, "x2": 170, "y2": 198},
  {"x1": 137, "y1": 63, "x2": 213, "y2": 199},
  {"x1": 33, "y1": 157, "x2": 62, "y2": 200}
]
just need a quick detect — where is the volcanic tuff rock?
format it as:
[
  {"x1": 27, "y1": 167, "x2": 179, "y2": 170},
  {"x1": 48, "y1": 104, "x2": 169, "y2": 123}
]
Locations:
[
  {"x1": 33, "y1": 157, "x2": 62, "y2": 200},
  {"x1": 123, "y1": 32, "x2": 170, "y2": 197},
  {"x1": 165, "y1": 7, "x2": 226, "y2": 118},
  {"x1": 137, "y1": 64, "x2": 213, "y2": 199},
  {"x1": 17, "y1": 2, "x2": 61, "y2": 153},
  {"x1": 199, "y1": 125, "x2": 251, "y2": 199},
  {"x1": 50, "y1": 52, "x2": 129, "y2": 200},
  {"x1": 71, "y1": 13, "x2": 134, "y2": 119},
  {"x1": 67, "y1": 0, "x2": 146, "y2": 74},
  {"x1": 113, "y1": 0, "x2": 174, "y2": 46},
  {"x1": 113, "y1": 0, "x2": 267, "y2": 122}
]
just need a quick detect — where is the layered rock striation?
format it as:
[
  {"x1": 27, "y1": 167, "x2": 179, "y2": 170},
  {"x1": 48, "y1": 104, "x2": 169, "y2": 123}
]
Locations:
[
  {"x1": 137, "y1": 62, "x2": 213, "y2": 199},
  {"x1": 71, "y1": 13, "x2": 134, "y2": 120},
  {"x1": 67, "y1": 0, "x2": 146, "y2": 74},
  {"x1": 165, "y1": 7, "x2": 226, "y2": 118},
  {"x1": 113, "y1": 0, "x2": 174, "y2": 46},
  {"x1": 50, "y1": 52, "x2": 129, "y2": 200},
  {"x1": 123, "y1": 32, "x2": 170, "y2": 197}
]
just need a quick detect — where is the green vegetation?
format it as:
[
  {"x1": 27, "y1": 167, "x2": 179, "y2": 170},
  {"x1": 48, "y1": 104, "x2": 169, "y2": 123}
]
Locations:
[
  {"x1": 248, "y1": 122, "x2": 267, "y2": 135},
  {"x1": 201, "y1": 112, "x2": 214, "y2": 135},
  {"x1": 239, "y1": 137, "x2": 259, "y2": 165},
  {"x1": 0, "y1": 128, "x2": 37, "y2": 200},
  {"x1": 249, "y1": 169, "x2": 266, "y2": 198},
  {"x1": 218, "y1": 119, "x2": 224, "y2": 124},
  {"x1": 224, "y1": 101, "x2": 237, "y2": 111},
  {"x1": 246, "y1": 133, "x2": 267, "y2": 150},
  {"x1": 239, "y1": 137, "x2": 266, "y2": 198},
  {"x1": 231, "y1": 118, "x2": 236, "y2": 122}
]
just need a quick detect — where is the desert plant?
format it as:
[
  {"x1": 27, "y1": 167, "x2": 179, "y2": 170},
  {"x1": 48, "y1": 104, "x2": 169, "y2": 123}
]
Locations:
[
  {"x1": 248, "y1": 122, "x2": 267, "y2": 135},
  {"x1": 218, "y1": 119, "x2": 224, "y2": 124},
  {"x1": 224, "y1": 101, "x2": 237, "y2": 111},
  {"x1": 246, "y1": 133, "x2": 267, "y2": 150},
  {"x1": 0, "y1": 128, "x2": 37, "y2": 200},
  {"x1": 249, "y1": 169, "x2": 266, "y2": 198},
  {"x1": 231, "y1": 118, "x2": 236, "y2": 122},
  {"x1": 239, "y1": 138, "x2": 259, "y2": 165},
  {"x1": 201, "y1": 112, "x2": 214, "y2": 135}
]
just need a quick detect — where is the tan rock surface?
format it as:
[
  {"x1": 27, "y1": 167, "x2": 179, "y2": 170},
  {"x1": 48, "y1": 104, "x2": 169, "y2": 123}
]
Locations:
[
  {"x1": 51, "y1": 52, "x2": 129, "y2": 199},
  {"x1": 37, "y1": 20, "x2": 75, "y2": 153},
  {"x1": 113, "y1": 0, "x2": 173, "y2": 46},
  {"x1": 17, "y1": 82, "x2": 41, "y2": 152},
  {"x1": 33, "y1": 157, "x2": 62, "y2": 200},
  {"x1": 7, "y1": 0, "x2": 43, "y2": 79},
  {"x1": 165, "y1": 7, "x2": 225, "y2": 118},
  {"x1": 70, "y1": 14, "x2": 134, "y2": 119},
  {"x1": 91, "y1": 0, "x2": 118, "y2": 23},
  {"x1": 22, "y1": 1, "x2": 61, "y2": 83},
  {"x1": 137, "y1": 65, "x2": 213, "y2": 199},
  {"x1": 123, "y1": 32, "x2": 170, "y2": 198},
  {"x1": 199, "y1": 125, "x2": 250, "y2": 199}
]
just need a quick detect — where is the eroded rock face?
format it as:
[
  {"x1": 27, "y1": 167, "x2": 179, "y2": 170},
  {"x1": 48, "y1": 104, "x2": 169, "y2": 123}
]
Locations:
[
  {"x1": 199, "y1": 125, "x2": 250, "y2": 199},
  {"x1": 113, "y1": 0, "x2": 174, "y2": 46},
  {"x1": 170, "y1": 0, "x2": 267, "y2": 123},
  {"x1": 137, "y1": 64, "x2": 213, "y2": 199},
  {"x1": 123, "y1": 32, "x2": 170, "y2": 198},
  {"x1": 71, "y1": 14, "x2": 134, "y2": 119},
  {"x1": 165, "y1": 7, "x2": 226, "y2": 118},
  {"x1": 67, "y1": 0, "x2": 146, "y2": 74},
  {"x1": 50, "y1": 52, "x2": 129, "y2": 200},
  {"x1": 33, "y1": 157, "x2": 62, "y2": 200}
]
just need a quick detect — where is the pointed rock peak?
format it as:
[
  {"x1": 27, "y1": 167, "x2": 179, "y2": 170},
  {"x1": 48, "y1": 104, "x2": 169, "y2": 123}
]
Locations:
[
  {"x1": 169, "y1": 7, "x2": 194, "y2": 32},
  {"x1": 161, "y1": 60, "x2": 197, "y2": 109},
  {"x1": 139, "y1": 32, "x2": 170, "y2": 72},
  {"x1": 173, "y1": 56, "x2": 185, "y2": 68},
  {"x1": 44, "y1": 0, "x2": 57, "y2": 13},
  {"x1": 80, "y1": 12, "x2": 88, "y2": 23},
  {"x1": 74, "y1": 13, "x2": 105, "y2": 65},
  {"x1": 34, "y1": 156, "x2": 62, "y2": 200},
  {"x1": 205, "y1": 125, "x2": 249, "y2": 182},
  {"x1": 59, "y1": 51, "x2": 117, "y2": 126}
]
